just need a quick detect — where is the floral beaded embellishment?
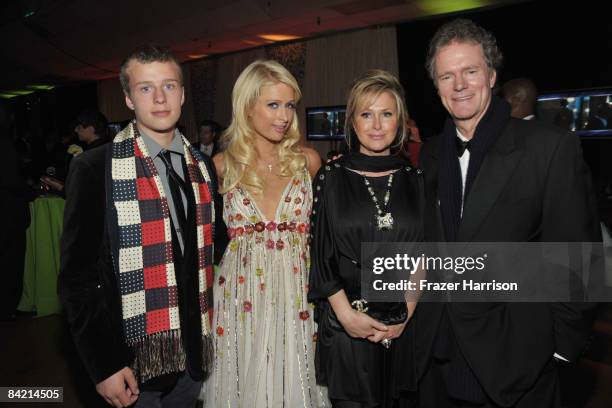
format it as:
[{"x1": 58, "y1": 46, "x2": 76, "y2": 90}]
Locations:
[
  {"x1": 243, "y1": 300, "x2": 252, "y2": 312},
  {"x1": 299, "y1": 310, "x2": 310, "y2": 320},
  {"x1": 276, "y1": 239, "x2": 284, "y2": 250}
]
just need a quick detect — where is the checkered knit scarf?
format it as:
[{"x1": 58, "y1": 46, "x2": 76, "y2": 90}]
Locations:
[{"x1": 109, "y1": 122, "x2": 214, "y2": 382}]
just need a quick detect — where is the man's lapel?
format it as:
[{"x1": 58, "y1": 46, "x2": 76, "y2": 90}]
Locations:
[{"x1": 457, "y1": 126, "x2": 523, "y2": 241}]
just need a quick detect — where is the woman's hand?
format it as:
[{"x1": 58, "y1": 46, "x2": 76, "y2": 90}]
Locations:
[
  {"x1": 328, "y1": 290, "x2": 388, "y2": 339},
  {"x1": 378, "y1": 320, "x2": 408, "y2": 341},
  {"x1": 367, "y1": 302, "x2": 417, "y2": 344},
  {"x1": 337, "y1": 308, "x2": 388, "y2": 339}
]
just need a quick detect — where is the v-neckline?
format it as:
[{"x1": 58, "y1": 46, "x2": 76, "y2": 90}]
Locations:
[{"x1": 240, "y1": 174, "x2": 297, "y2": 223}]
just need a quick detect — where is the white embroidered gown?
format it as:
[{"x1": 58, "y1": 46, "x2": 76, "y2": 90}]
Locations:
[{"x1": 205, "y1": 168, "x2": 328, "y2": 407}]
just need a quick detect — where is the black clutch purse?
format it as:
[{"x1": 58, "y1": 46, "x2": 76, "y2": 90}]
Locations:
[{"x1": 325, "y1": 298, "x2": 408, "y2": 331}]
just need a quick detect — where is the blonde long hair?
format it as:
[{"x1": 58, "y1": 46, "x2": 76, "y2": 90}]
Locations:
[{"x1": 219, "y1": 60, "x2": 305, "y2": 194}]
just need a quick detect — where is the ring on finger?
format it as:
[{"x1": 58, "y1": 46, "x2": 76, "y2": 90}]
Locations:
[{"x1": 381, "y1": 338, "x2": 392, "y2": 348}]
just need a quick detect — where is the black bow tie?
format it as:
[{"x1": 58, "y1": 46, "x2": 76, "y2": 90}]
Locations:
[{"x1": 456, "y1": 137, "x2": 471, "y2": 157}]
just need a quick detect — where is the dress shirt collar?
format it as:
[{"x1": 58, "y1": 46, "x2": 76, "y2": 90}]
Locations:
[{"x1": 140, "y1": 128, "x2": 184, "y2": 159}]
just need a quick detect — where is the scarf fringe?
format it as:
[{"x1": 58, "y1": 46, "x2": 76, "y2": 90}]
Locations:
[
  {"x1": 130, "y1": 330, "x2": 186, "y2": 383},
  {"x1": 130, "y1": 331, "x2": 215, "y2": 382},
  {"x1": 201, "y1": 333, "x2": 214, "y2": 377}
]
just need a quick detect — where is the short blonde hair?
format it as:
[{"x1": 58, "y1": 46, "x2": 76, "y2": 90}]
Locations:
[
  {"x1": 345, "y1": 69, "x2": 409, "y2": 152},
  {"x1": 220, "y1": 60, "x2": 305, "y2": 194}
]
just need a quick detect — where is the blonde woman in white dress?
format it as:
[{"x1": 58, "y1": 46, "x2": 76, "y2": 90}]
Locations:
[{"x1": 204, "y1": 60, "x2": 329, "y2": 407}]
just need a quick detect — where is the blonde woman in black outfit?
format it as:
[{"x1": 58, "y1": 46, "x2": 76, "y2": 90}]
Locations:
[{"x1": 309, "y1": 70, "x2": 423, "y2": 408}]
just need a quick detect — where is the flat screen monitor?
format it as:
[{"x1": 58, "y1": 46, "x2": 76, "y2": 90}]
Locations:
[
  {"x1": 536, "y1": 88, "x2": 612, "y2": 138},
  {"x1": 306, "y1": 106, "x2": 346, "y2": 141}
]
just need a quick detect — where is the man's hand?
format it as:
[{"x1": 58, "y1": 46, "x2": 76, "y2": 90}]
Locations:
[{"x1": 95, "y1": 367, "x2": 140, "y2": 407}]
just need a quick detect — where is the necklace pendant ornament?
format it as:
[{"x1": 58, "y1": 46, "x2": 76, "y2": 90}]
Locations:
[{"x1": 376, "y1": 212, "x2": 394, "y2": 230}]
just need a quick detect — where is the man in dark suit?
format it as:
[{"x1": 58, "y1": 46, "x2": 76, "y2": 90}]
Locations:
[
  {"x1": 500, "y1": 78, "x2": 537, "y2": 121},
  {"x1": 197, "y1": 119, "x2": 221, "y2": 157},
  {"x1": 74, "y1": 109, "x2": 109, "y2": 151},
  {"x1": 417, "y1": 19, "x2": 600, "y2": 407},
  {"x1": 59, "y1": 45, "x2": 223, "y2": 407}
]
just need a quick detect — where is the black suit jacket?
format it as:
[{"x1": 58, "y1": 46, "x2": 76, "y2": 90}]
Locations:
[
  {"x1": 58, "y1": 143, "x2": 225, "y2": 385},
  {"x1": 417, "y1": 118, "x2": 601, "y2": 406}
]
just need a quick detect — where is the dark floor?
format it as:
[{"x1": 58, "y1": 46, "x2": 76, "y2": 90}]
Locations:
[
  {"x1": 0, "y1": 313, "x2": 107, "y2": 408},
  {"x1": 2, "y1": 307, "x2": 612, "y2": 408}
]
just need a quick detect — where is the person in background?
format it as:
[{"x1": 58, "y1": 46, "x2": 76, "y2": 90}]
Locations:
[
  {"x1": 74, "y1": 109, "x2": 109, "y2": 150},
  {"x1": 197, "y1": 119, "x2": 221, "y2": 157},
  {"x1": 400, "y1": 117, "x2": 423, "y2": 167},
  {"x1": 309, "y1": 69, "x2": 422, "y2": 408},
  {"x1": 418, "y1": 18, "x2": 600, "y2": 407},
  {"x1": 553, "y1": 98, "x2": 574, "y2": 130},
  {"x1": 500, "y1": 77, "x2": 537, "y2": 120}
]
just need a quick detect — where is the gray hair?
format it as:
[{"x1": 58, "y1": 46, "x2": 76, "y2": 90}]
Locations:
[{"x1": 425, "y1": 19, "x2": 503, "y2": 82}]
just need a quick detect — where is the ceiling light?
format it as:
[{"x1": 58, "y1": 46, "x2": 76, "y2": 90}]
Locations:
[
  {"x1": 417, "y1": 0, "x2": 489, "y2": 15},
  {"x1": 187, "y1": 54, "x2": 207, "y2": 59},
  {"x1": 3, "y1": 90, "x2": 36, "y2": 96},
  {"x1": 243, "y1": 39, "x2": 265, "y2": 46},
  {"x1": 26, "y1": 84, "x2": 55, "y2": 91},
  {"x1": 257, "y1": 34, "x2": 302, "y2": 42}
]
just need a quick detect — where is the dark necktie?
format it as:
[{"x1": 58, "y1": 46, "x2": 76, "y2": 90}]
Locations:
[
  {"x1": 159, "y1": 150, "x2": 187, "y2": 235},
  {"x1": 456, "y1": 137, "x2": 471, "y2": 157}
]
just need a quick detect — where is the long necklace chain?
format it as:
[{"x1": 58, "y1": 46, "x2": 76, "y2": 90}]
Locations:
[{"x1": 362, "y1": 172, "x2": 395, "y2": 230}]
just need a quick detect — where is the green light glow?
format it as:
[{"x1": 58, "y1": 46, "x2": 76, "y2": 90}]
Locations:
[
  {"x1": 418, "y1": 0, "x2": 490, "y2": 15},
  {"x1": 0, "y1": 85, "x2": 55, "y2": 98},
  {"x1": 26, "y1": 84, "x2": 55, "y2": 91},
  {"x1": 4, "y1": 90, "x2": 36, "y2": 96}
]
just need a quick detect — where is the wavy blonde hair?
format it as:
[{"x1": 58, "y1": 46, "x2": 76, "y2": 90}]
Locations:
[{"x1": 219, "y1": 60, "x2": 305, "y2": 194}]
